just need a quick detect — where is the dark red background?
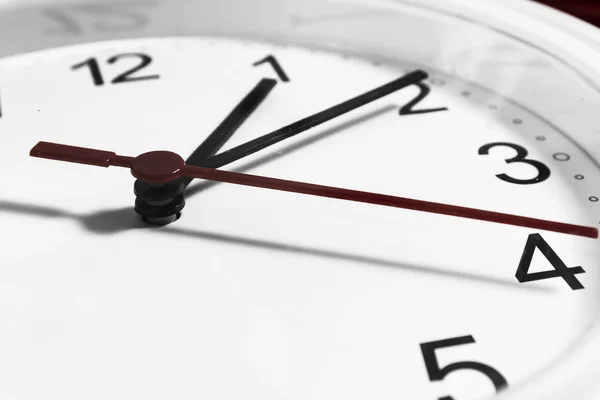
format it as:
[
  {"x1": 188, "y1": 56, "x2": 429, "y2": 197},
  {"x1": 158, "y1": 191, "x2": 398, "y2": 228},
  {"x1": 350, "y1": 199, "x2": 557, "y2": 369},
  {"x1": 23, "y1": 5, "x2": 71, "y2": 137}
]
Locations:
[{"x1": 535, "y1": 0, "x2": 600, "y2": 27}]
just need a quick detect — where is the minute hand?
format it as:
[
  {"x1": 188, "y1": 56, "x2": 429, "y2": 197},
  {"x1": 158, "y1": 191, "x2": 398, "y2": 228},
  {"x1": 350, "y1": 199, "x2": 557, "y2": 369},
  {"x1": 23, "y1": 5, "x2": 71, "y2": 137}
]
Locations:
[
  {"x1": 29, "y1": 141, "x2": 600, "y2": 240},
  {"x1": 203, "y1": 70, "x2": 428, "y2": 169}
]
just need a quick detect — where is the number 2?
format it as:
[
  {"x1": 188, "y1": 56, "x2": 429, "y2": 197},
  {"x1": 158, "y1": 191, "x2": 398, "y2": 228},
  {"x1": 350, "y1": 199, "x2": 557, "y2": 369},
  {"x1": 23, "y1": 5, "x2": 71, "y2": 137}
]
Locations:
[{"x1": 399, "y1": 82, "x2": 448, "y2": 116}]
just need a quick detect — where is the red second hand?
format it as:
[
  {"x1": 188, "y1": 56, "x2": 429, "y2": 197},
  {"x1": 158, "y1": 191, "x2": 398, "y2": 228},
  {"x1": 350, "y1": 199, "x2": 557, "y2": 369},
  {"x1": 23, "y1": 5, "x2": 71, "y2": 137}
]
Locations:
[{"x1": 30, "y1": 141, "x2": 599, "y2": 239}]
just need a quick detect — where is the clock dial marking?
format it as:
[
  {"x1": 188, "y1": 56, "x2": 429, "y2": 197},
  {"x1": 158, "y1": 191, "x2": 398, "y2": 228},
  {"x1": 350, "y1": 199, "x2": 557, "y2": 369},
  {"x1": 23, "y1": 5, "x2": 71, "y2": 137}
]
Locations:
[{"x1": 253, "y1": 55, "x2": 290, "y2": 82}]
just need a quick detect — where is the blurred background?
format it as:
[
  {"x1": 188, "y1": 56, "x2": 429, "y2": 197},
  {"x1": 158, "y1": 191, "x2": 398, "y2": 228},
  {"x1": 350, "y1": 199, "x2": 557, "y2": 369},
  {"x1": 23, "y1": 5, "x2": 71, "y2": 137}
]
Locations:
[{"x1": 536, "y1": 0, "x2": 600, "y2": 27}]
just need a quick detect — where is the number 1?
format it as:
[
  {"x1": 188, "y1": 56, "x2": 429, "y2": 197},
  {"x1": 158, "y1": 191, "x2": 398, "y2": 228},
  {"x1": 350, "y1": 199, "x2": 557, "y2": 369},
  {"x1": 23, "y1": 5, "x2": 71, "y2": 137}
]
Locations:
[{"x1": 253, "y1": 55, "x2": 290, "y2": 82}]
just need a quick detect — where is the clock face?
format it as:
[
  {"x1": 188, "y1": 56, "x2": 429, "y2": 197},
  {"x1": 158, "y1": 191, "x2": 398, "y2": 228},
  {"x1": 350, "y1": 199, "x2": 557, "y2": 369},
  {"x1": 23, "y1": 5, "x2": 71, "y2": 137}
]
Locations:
[{"x1": 1, "y1": 1, "x2": 600, "y2": 399}]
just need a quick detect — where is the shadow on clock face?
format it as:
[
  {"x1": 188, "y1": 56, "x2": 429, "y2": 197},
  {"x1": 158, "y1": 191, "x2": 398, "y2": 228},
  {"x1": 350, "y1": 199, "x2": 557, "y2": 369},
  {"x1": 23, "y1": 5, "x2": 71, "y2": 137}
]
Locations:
[
  {"x1": 0, "y1": 103, "x2": 555, "y2": 291},
  {"x1": 4, "y1": 104, "x2": 399, "y2": 236},
  {"x1": 0, "y1": 196, "x2": 551, "y2": 292}
]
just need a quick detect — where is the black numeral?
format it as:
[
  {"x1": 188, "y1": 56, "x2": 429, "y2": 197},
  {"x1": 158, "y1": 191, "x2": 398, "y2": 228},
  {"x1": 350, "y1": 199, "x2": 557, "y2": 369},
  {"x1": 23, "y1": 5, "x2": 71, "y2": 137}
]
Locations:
[
  {"x1": 108, "y1": 53, "x2": 158, "y2": 84},
  {"x1": 421, "y1": 335, "x2": 508, "y2": 400},
  {"x1": 72, "y1": 53, "x2": 159, "y2": 86},
  {"x1": 253, "y1": 55, "x2": 290, "y2": 82},
  {"x1": 73, "y1": 58, "x2": 104, "y2": 86},
  {"x1": 516, "y1": 234, "x2": 585, "y2": 290},
  {"x1": 43, "y1": 1, "x2": 153, "y2": 35},
  {"x1": 399, "y1": 82, "x2": 448, "y2": 116},
  {"x1": 478, "y1": 142, "x2": 551, "y2": 185}
]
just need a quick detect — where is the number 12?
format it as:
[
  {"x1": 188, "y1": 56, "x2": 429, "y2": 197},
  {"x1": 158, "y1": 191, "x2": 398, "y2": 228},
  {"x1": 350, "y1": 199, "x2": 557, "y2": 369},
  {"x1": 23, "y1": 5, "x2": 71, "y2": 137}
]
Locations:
[{"x1": 72, "y1": 53, "x2": 159, "y2": 86}]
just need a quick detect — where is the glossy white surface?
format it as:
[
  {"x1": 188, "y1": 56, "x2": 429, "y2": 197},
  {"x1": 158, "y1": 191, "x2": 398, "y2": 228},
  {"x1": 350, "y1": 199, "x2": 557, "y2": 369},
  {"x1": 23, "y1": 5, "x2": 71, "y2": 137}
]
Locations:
[{"x1": 1, "y1": 1, "x2": 600, "y2": 399}]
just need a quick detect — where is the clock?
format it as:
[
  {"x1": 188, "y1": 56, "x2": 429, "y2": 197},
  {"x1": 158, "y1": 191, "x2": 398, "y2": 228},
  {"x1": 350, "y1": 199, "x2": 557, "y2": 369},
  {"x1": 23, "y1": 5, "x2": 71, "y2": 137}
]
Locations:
[{"x1": 1, "y1": 0, "x2": 600, "y2": 399}]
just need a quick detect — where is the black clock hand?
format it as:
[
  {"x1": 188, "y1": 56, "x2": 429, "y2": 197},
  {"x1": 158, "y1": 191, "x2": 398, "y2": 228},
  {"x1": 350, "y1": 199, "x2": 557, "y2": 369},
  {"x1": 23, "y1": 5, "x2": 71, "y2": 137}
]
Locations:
[
  {"x1": 180, "y1": 78, "x2": 277, "y2": 187},
  {"x1": 202, "y1": 70, "x2": 428, "y2": 169}
]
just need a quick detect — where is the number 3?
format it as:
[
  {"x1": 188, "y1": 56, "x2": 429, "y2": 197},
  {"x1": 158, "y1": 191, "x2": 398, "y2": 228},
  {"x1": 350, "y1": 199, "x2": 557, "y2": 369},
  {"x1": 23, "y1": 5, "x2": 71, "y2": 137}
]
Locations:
[{"x1": 478, "y1": 142, "x2": 551, "y2": 185}]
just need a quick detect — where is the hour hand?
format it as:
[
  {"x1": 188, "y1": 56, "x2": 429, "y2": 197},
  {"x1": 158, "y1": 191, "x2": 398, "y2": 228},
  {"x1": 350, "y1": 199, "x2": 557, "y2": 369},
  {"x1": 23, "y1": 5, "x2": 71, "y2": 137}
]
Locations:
[
  {"x1": 180, "y1": 77, "x2": 277, "y2": 187},
  {"x1": 131, "y1": 77, "x2": 276, "y2": 223}
]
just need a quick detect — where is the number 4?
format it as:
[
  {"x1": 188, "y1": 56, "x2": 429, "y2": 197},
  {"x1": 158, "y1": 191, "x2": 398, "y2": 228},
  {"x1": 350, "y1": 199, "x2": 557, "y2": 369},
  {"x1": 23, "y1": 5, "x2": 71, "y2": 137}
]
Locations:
[{"x1": 515, "y1": 234, "x2": 586, "y2": 290}]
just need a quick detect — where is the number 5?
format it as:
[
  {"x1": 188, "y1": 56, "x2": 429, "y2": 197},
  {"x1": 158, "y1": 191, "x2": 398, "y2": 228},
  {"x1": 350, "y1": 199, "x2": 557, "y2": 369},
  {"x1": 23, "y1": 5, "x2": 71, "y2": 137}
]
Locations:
[{"x1": 420, "y1": 335, "x2": 508, "y2": 400}]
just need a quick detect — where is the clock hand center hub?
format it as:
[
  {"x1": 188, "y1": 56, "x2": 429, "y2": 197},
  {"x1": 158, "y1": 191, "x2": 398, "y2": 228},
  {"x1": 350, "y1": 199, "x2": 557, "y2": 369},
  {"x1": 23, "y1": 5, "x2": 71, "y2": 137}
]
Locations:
[{"x1": 131, "y1": 151, "x2": 185, "y2": 183}]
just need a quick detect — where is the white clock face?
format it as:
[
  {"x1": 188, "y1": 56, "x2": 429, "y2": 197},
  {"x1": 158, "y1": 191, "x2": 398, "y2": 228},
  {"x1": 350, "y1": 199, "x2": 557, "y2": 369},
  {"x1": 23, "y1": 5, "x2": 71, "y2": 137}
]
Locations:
[{"x1": 1, "y1": 1, "x2": 600, "y2": 399}]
